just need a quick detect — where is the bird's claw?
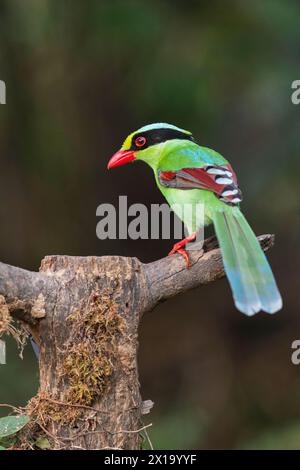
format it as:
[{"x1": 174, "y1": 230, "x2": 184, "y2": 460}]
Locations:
[
  {"x1": 168, "y1": 233, "x2": 197, "y2": 268},
  {"x1": 168, "y1": 246, "x2": 190, "y2": 268}
]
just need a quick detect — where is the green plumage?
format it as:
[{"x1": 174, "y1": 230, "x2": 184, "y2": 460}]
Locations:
[
  {"x1": 143, "y1": 139, "x2": 238, "y2": 231},
  {"x1": 117, "y1": 122, "x2": 283, "y2": 316},
  {"x1": 213, "y1": 210, "x2": 282, "y2": 314}
]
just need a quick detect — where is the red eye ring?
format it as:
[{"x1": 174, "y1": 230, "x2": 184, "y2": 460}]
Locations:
[{"x1": 135, "y1": 136, "x2": 146, "y2": 147}]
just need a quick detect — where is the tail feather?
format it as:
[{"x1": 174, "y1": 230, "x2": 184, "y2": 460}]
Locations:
[{"x1": 212, "y1": 209, "x2": 282, "y2": 316}]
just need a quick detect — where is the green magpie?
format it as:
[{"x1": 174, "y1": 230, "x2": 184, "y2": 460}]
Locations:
[{"x1": 108, "y1": 123, "x2": 282, "y2": 316}]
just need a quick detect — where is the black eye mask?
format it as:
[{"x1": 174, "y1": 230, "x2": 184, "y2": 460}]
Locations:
[{"x1": 130, "y1": 128, "x2": 195, "y2": 151}]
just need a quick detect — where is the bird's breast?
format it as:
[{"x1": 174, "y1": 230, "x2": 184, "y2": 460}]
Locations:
[{"x1": 159, "y1": 186, "x2": 213, "y2": 233}]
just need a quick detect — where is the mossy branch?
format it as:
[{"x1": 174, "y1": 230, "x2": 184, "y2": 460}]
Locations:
[{"x1": 0, "y1": 233, "x2": 274, "y2": 450}]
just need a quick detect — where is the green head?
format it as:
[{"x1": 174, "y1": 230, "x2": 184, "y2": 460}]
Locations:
[{"x1": 107, "y1": 122, "x2": 195, "y2": 170}]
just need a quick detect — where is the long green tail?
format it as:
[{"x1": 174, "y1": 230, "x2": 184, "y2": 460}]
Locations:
[{"x1": 212, "y1": 209, "x2": 282, "y2": 316}]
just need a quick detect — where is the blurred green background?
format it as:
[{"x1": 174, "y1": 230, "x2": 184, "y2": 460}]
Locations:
[{"x1": 0, "y1": 0, "x2": 300, "y2": 449}]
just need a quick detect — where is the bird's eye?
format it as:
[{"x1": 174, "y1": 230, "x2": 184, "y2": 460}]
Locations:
[{"x1": 135, "y1": 136, "x2": 146, "y2": 147}]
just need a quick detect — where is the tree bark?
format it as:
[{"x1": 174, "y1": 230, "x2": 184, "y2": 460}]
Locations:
[{"x1": 0, "y1": 234, "x2": 274, "y2": 450}]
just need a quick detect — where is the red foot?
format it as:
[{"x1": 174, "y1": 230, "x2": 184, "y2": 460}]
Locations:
[{"x1": 168, "y1": 233, "x2": 196, "y2": 268}]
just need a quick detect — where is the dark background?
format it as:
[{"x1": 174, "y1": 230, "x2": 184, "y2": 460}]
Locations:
[{"x1": 0, "y1": 0, "x2": 300, "y2": 449}]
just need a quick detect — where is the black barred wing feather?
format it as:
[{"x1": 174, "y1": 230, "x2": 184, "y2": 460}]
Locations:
[{"x1": 158, "y1": 164, "x2": 242, "y2": 206}]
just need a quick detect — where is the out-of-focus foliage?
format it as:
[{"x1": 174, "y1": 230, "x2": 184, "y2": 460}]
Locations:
[
  {"x1": 0, "y1": 0, "x2": 299, "y2": 449},
  {"x1": 0, "y1": 415, "x2": 29, "y2": 449},
  {"x1": 239, "y1": 423, "x2": 300, "y2": 450},
  {"x1": 0, "y1": 415, "x2": 29, "y2": 438}
]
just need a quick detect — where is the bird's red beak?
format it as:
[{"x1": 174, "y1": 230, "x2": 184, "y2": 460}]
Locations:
[{"x1": 107, "y1": 150, "x2": 136, "y2": 169}]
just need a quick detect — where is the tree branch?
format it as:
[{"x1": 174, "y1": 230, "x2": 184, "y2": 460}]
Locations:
[
  {"x1": 142, "y1": 234, "x2": 274, "y2": 309},
  {"x1": 0, "y1": 261, "x2": 56, "y2": 323},
  {"x1": 0, "y1": 233, "x2": 275, "y2": 450}
]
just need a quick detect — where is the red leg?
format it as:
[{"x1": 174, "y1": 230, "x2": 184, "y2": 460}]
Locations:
[{"x1": 168, "y1": 233, "x2": 196, "y2": 268}]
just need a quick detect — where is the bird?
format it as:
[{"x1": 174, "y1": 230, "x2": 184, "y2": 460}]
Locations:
[{"x1": 107, "y1": 122, "x2": 282, "y2": 316}]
